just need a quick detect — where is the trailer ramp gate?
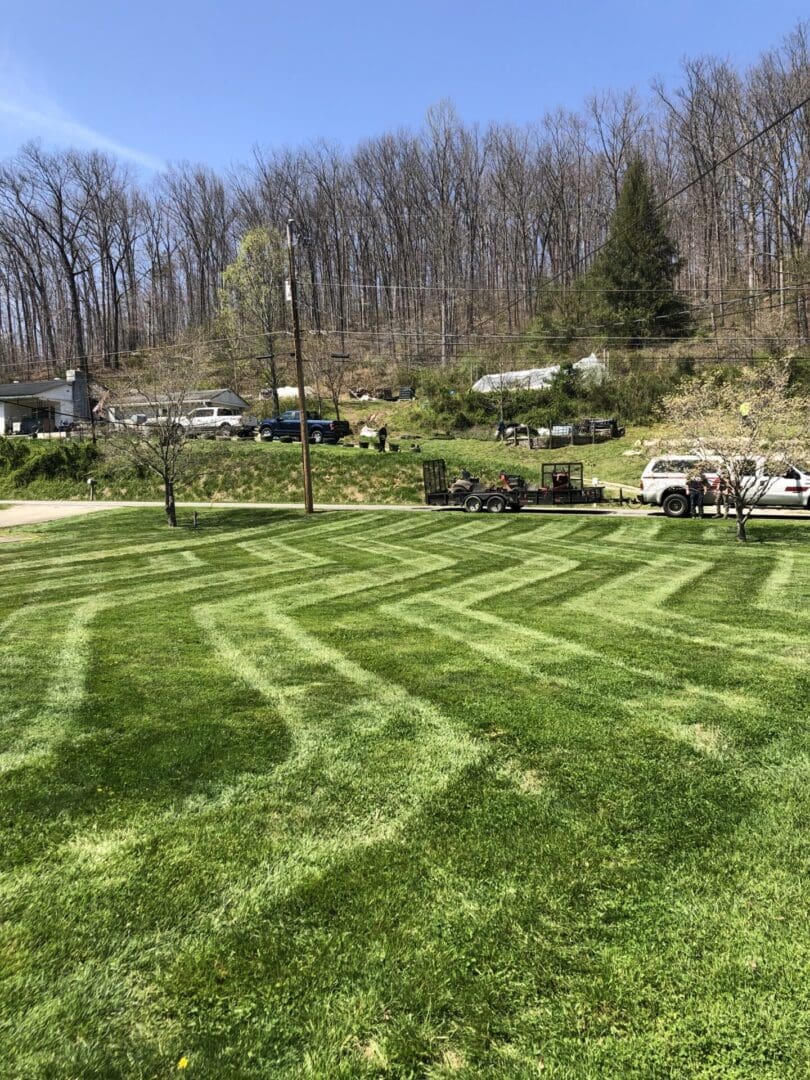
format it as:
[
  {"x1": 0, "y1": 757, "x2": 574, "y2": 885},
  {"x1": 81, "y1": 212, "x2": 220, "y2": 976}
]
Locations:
[{"x1": 423, "y1": 459, "x2": 450, "y2": 505}]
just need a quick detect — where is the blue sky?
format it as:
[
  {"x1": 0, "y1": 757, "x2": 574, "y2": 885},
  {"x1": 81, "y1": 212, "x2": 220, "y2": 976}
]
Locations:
[{"x1": 0, "y1": 0, "x2": 805, "y2": 172}]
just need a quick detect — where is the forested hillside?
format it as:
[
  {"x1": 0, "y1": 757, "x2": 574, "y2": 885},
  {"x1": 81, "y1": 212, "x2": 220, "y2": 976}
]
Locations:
[{"x1": 0, "y1": 21, "x2": 807, "y2": 380}]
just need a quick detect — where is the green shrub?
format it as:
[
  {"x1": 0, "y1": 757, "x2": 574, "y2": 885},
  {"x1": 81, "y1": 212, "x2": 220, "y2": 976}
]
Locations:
[
  {"x1": 0, "y1": 438, "x2": 32, "y2": 474},
  {"x1": 11, "y1": 442, "x2": 100, "y2": 488}
]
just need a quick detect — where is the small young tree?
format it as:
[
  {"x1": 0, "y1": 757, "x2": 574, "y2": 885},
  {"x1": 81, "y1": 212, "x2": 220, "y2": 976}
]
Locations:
[
  {"x1": 110, "y1": 351, "x2": 204, "y2": 526},
  {"x1": 218, "y1": 227, "x2": 287, "y2": 413},
  {"x1": 662, "y1": 360, "x2": 810, "y2": 542}
]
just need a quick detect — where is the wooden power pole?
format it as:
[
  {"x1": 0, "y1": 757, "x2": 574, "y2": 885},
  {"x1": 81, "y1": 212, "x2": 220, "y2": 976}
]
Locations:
[{"x1": 286, "y1": 218, "x2": 314, "y2": 513}]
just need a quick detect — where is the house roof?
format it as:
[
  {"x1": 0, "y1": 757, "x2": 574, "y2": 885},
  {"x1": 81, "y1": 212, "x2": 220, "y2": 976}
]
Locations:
[
  {"x1": 0, "y1": 379, "x2": 69, "y2": 399},
  {"x1": 113, "y1": 388, "x2": 249, "y2": 408}
]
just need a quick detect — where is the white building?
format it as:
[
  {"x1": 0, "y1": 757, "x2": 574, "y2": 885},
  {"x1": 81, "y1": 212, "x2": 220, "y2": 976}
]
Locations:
[
  {"x1": 108, "y1": 388, "x2": 250, "y2": 423},
  {"x1": 0, "y1": 378, "x2": 79, "y2": 435}
]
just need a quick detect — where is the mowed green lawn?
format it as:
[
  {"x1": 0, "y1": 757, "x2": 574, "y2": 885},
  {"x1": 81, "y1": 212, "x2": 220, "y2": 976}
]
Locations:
[{"x1": 1, "y1": 509, "x2": 808, "y2": 1078}]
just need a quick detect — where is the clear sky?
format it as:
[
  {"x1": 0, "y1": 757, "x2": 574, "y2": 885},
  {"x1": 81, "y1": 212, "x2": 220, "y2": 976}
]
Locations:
[{"x1": 0, "y1": 0, "x2": 805, "y2": 172}]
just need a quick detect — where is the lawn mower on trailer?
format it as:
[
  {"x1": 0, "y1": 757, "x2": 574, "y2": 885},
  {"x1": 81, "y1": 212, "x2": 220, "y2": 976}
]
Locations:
[
  {"x1": 522, "y1": 462, "x2": 605, "y2": 505},
  {"x1": 423, "y1": 460, "x2": 605, "y2": 512},
  {"x1": 422, "y1": 459, "x2": 524, "y2": 513}
]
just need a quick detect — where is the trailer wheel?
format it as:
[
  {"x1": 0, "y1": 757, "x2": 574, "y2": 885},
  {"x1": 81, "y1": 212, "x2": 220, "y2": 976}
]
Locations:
[
  {"x1": 662, "y1": 492, "x2": 690, "y2": 518},
  {"x1": 464, "y1": 494, "x2": 483, "y2": 513},
  {"x1": 486, "y1": 495, "x2": 507, "y2": 513}
]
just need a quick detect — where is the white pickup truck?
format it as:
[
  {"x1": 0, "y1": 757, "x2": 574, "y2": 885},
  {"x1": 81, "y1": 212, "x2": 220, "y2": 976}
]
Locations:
[
  {"x1": 639, "y1": 455, "x2": 810, "y2": 517},
  {"x1": 179, "y1": 406, "x2": 257, "y2": 439}
]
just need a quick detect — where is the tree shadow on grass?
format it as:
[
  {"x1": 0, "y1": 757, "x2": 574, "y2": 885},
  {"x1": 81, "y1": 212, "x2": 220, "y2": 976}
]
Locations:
[
  {"x1": 0, "y1": 601, "x2": 294, "y2": 866},
  {"x1": 174, "y1": 508, "x2": 305, "y2": 532}
]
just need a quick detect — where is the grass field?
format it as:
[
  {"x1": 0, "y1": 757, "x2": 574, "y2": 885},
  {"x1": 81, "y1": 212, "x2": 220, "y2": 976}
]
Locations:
[{"x1": 1, "y1": 509, "x2": 808, "y2": 1078}]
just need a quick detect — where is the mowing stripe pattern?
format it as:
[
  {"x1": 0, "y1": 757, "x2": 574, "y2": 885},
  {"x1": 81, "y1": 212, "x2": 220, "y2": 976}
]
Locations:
[{"x1": 0, "y1": 506, "x2": 808, "y2": 1078}]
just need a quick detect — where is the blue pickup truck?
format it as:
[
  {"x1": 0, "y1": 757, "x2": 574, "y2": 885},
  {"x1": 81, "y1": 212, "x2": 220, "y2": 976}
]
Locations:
[{"x1": 257, "y1": 410, "x2": 352, "y2": 444}]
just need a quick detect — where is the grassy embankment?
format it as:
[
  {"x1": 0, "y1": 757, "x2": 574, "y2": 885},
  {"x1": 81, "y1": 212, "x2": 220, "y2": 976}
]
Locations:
[
  {"x1": 0, "y1": 425, "x2": 662, "y2": 504},
  {"x1": 1, "y1": 508, "x2": 808, "y2": 1076}
]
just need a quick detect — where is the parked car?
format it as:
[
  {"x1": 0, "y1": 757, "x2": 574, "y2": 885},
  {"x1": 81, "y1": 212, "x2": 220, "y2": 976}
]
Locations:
[
  {"x1": 257, "y1": 410, "x2": 352, "y2": 444},
  {"x1": 639, "y1": 455, "x2": 810, "y2": 516},
  {"x1": 180, "y1": 407, "x2": 257, "y2": 438}
]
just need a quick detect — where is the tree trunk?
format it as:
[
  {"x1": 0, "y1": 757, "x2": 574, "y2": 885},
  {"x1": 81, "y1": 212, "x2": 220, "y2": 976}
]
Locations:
[
  {"x1": 268, "y1": 352, "x2": 280, "y2": 417},
  {"x1": 165, "y1": 479, "x2": 177, "y2": 527},
  {"x1": 735, "y1": 504, "x2": 747, "y2": 542}
]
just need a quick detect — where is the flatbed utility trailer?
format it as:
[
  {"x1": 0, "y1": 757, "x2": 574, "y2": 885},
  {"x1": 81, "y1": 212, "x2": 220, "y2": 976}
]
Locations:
[
  {"x1": 423, "y1": 459, "x2": 524, "y2": 512},
  {"x1": 423, "y1": 459, "x2": 604, "y2": 512},
  {"x1": 522, "y1": 462, "x2": 605, "y2": 505}
]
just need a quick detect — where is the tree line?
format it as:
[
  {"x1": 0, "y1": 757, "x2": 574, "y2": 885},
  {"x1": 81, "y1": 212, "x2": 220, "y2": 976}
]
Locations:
[{"x1": 0, "y1": 20, "x2": 808, "y2": 381}]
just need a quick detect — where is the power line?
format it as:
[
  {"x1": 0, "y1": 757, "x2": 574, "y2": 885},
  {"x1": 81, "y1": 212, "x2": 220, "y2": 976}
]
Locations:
[
  {"x1": 297, "y1": 278, "x2": 809, "y2": 296},
  {"x1": 294, "y1": 276, "x2": 810, "y2": 339}
]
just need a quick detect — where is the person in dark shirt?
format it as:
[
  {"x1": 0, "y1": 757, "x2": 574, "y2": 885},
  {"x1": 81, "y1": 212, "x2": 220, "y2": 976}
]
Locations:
[
  {"x1": 377, "y1": 425, "x2": 388, "y2": 452},
  {"x1": 687, "y1": 472, "x2": 707, "y2": 518}
]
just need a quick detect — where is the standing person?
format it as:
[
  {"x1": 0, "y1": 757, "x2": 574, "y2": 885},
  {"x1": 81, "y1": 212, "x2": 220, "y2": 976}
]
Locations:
[
  {"x1": 377, "y1": 424, "x2": 388, "y2": 452},
  {"x1": 687, "y1": 472, "x2": 706, "y2": 518},
  {"x1": 496, "y1": 418, "x2": 506, "y2": 441}
]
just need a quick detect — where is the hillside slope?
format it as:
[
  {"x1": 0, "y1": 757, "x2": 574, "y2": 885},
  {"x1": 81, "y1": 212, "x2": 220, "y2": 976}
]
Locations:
[{"x1": 0, "y1": 428, "x2": 664, "y2": 505}]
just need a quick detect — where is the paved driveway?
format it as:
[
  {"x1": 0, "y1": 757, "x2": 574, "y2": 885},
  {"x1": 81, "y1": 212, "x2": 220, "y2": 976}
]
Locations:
[{"x1": 0, "y1": 498, "x2": 807, "y2": 530}]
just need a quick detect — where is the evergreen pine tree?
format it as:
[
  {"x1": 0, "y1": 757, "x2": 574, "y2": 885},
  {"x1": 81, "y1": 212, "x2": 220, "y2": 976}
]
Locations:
[{"x1": 589, "y1": 156, "x2": 689, "y2": 345}]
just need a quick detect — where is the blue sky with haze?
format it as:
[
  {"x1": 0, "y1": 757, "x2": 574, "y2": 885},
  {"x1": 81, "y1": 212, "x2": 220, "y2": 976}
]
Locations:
[{"x1": 0, "y1": 0, "x2": 805, "y2": 172}]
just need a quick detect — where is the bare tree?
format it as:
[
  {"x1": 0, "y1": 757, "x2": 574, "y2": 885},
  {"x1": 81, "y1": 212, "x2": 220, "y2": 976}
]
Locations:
[
  {"x1": 0, "y1": 19, "x2": 807, "y2": 377},
  {"x1": 110, "y1": 350, "x2": 205, "y2": 526},
  {"x1": 662, "y1": 359, "x2": 810, "y2": 541},
  {"x1": 306, "y1": 337, "x2": 353, "y2": 419}
]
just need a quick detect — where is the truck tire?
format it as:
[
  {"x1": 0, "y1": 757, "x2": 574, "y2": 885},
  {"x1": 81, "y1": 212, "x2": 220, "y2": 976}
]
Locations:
[
  {"x1": 662, "y1": 492, "x2": 690, "y2": 518},
  {"x1": 259, "y1": 429, "x2": 273, "y2": 441},
  {"x1": 310, "y1": 429, "x2": 324, "y2": 444},
  {"x1": 464, "y1": 494, "x2": 483, "y2": 513},
  {"x1": 486, "y1": 495, "x2": 507, "y2": 513},
  {"x1": 217, "y1": 424, "x2": 231, "y2": 437}
]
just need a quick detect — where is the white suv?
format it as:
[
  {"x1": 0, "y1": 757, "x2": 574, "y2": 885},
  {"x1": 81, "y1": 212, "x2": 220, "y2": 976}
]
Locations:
[
  {"x1": 640, "y1": 455, "x2": 810, "y2": 517},
  {"x1": 180, "y1": 407, "x2": 256, "y2": 438}
]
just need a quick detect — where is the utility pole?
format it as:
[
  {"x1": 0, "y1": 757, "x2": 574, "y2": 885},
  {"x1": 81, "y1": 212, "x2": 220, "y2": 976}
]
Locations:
[{"x1": 286, "y1": 218, "x2": 314, "y2": 513}]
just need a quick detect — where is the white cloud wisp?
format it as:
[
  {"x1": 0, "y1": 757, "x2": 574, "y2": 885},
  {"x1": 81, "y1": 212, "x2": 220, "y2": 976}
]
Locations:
[{"x1": 0, "y1": 56, "x2": 163, "y2": 171}]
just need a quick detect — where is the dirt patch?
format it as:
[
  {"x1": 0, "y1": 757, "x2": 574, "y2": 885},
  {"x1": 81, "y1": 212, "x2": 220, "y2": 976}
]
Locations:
[
  {"x1": 355, "y1": 1038, "x2": 388, "y2": 1068},
  {"x1": 689, "y1": 723, "x2": 728, "y2": 755},
  {"x1": 440, "y1": 1048, "x2": 467, "y2": 1071},
  {"x1": 499, "y1": 758, "x2": 546, "y2": 794}
]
